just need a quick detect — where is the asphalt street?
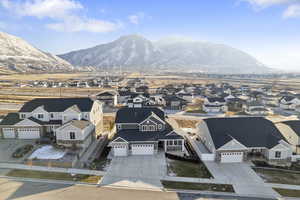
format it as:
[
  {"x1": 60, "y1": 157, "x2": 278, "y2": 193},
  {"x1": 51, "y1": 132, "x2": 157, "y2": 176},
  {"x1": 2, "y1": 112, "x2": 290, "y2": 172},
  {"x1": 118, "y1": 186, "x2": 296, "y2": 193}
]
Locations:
[{"x1": 0, "y1": 178, "x2": 276, "y2": 200}]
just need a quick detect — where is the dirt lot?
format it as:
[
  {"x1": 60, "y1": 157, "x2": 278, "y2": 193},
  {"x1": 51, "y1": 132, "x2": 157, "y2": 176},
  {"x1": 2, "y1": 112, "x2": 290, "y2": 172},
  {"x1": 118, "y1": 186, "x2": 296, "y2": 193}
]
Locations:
[{"x1": 255, "y1": 168, "x2": 300, "y2": 185}]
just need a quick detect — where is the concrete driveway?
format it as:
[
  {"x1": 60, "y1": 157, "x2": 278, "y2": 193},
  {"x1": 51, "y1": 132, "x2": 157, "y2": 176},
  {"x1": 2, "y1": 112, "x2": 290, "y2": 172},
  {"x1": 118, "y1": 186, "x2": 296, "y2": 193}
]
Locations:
[
  {"x1": 100, "y1": 152, "x2": 167, "y2": 190},
  {"x1": 0, "y1": 139, "x2": 36, "y2": 163},
  {"x1": 204, "y1": 162, "x2": 280, "y2": 198}
]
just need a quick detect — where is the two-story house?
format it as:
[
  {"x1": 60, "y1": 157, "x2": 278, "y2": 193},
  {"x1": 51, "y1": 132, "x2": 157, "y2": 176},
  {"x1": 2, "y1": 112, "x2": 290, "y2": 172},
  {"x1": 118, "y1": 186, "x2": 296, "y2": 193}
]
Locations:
[
  {"x1": 109, "y1": 107, "x2": 185, "y2": 156},
  {"x1": 202, "y1": 97, "x2": 228, "y2": 113},
  {"x1": 279, "y1": 96, "x2": 300, "y2": 110},
  {"x1": 95, "y1": 91, "x2": 118, "y2": 107},
  {"x1": 0, "y1": 98, "x2": 103, "y2": 150}
]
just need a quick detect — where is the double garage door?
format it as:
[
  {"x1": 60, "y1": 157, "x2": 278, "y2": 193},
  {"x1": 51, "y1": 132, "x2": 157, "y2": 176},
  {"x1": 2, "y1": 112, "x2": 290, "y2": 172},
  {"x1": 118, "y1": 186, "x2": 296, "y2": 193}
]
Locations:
[
  {"x1": 131, "y1": 144, "x2": 154, "y2": 155},
  {"x1": 220, "y1": 152, "x2": 244, "y2": 163},
  {"x1": 18, "y1": 128, "x2": 40, "y2": 139}
]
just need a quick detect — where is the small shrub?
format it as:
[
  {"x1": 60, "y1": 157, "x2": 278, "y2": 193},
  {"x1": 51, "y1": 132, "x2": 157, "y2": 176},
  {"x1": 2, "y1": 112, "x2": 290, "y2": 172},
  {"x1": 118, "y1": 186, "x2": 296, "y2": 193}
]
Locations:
[{"x1": 12, "y1": 144, "x2": 34, "y2": 158}]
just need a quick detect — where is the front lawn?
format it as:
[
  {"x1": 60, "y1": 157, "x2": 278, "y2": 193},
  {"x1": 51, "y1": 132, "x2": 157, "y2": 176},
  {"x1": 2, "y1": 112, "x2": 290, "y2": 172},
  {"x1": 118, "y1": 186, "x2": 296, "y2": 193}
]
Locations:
[
  {"x1": 273, "y1": 188, "x2": 300, "y2": 198},
  {"x1": 6, "y1": 169, "x2": 101, "y2": 184},
  {"x1": 161, "y1": 181, "x2": 234, "y2": 193},
  {"x1": 254, "y1": 168, "x2": 300, "y2": 185},
  {"x1": 167, "y1": 158, "x2": 212, "y2": 178}
]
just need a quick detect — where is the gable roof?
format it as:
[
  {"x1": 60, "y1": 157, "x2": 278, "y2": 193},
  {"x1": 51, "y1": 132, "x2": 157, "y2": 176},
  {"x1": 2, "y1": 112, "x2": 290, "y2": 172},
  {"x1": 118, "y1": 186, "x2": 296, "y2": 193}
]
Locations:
[
  {"x1": 206, "y1": 97, "x2": 226, "y2": 103},
  {"x1": 0, "y1": 113, "x2": 22, "y2": 125},
  {"x1": 280, "y1": 96, "x2": 296, "y2": 102},
  {"x1": 115, "y1": 107, "x2": 165, "y2": 124},
  {"x1": 203, "y1": 117, "x2": 285, "y2": 149},
  {"x1": 96, "y1": 91, "x2": 117, "y2": 97},
  {"x1": 282, "y1": 120, "x2": 300, "y2": 137},
  {"x1": 19, "y1": 98, "x2": 94, "y2": 113},
  {"x1": 59, "y1": 120, "x2": 92, "y2": 130}
]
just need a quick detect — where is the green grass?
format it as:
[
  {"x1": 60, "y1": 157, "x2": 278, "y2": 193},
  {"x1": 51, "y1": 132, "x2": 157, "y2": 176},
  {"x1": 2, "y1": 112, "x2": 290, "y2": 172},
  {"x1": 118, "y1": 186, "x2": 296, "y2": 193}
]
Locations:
[
  {"x1": 161, "y1": 181, "x2": 234, "y2": 193},
  {"x1": 6, "y1": 169, "x2": 101, "y2": 184},
  {"x1": 167, "y1": 159, "x2": 212, "y2": 178},
  {"x1": 255, "y1": 168, "x2": 300, "y2": 185},
  {"x1": 274, "y1": 188, "x2": 300, "y2": 198}
]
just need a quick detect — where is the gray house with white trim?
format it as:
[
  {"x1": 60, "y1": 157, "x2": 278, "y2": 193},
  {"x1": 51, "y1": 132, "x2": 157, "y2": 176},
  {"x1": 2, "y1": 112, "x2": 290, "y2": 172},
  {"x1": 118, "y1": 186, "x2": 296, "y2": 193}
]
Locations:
[
  {"x1": 197, "y1": 117, "x2": 293, "y2": 164},
  {"x1": 109, "y1": 107, "x2": 185, "y2": 156}
]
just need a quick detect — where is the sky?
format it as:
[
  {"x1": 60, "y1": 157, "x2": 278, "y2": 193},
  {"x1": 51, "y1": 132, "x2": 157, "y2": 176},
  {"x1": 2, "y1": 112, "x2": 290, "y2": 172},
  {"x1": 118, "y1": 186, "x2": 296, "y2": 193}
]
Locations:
[{"x1": 0, "y1": 0, "x2": 300, "y2": 71}]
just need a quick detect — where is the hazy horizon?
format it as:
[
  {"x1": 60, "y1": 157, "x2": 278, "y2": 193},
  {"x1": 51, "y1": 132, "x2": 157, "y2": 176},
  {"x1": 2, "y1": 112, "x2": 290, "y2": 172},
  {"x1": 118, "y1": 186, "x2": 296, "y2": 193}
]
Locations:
[{"x1": 0, "y1": 0, "x2": 299, "y2": 71}]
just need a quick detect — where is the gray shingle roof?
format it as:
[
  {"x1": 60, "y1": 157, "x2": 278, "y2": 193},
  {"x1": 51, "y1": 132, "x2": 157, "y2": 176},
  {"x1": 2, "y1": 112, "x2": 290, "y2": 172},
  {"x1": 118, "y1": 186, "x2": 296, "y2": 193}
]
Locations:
[
  {"x1": 0, "y1": 113, "x2": 22, "y2": 125},
  {"x1": 115, "y1": 107, "x2": 165, "y2": 123},
  {"x1": 282, "y1": 120, "x2": 300, "y2": 137},
  {"x1": 19, "y1": 98, "x2": 94, "y2": 112},
  {"x1": 203, "y1": 117, "x2": 285, "y2": 149}
]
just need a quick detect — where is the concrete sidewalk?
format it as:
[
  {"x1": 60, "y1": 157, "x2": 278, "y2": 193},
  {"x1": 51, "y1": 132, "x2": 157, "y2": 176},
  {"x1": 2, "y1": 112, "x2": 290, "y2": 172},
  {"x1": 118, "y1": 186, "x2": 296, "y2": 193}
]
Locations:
[{"x1": 0, "y1": 162, "x2": 105, "y2": 176}]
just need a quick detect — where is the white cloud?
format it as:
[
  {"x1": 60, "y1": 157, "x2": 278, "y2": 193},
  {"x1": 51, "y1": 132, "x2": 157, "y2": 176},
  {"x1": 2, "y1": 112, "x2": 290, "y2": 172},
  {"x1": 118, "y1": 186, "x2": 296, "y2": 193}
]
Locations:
[
  {"x1": 283, "y1": 4, "x2": 300, "y2": 18},
  {"x1": 128, "y1": 12, "x2": 145, "y2": 25},
  {"x1": 46, "y1": 16, "x2": 120, "y2": 33},
  {"x1": 243, "y1": 0, "x2": 292, "y2": 8},
  {"x1": 0, "y1": 0, "x2": 120, "y2": 33},
  {"x1": 242, "y1": 0, "x2": 300, "y2": 19}
]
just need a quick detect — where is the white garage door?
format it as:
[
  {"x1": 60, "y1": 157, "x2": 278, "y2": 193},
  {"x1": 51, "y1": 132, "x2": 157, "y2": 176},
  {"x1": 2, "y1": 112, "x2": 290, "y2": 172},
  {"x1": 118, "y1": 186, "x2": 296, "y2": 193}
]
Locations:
[
  {"x1": 131, "y1": 144, "x2": 154, "y2": 155},
  {"x1": 113, "y1": 145, "x2": 128, "y2": 156},
  {"x1": 3, "y1": 128, "x2": 15, "y2": 139},
  {"x1": 18, "y1": 128, "x2": 40, "y2": 139},
  {"x1": 220, "y1": 152, "x2": 243, "y2": 163}
]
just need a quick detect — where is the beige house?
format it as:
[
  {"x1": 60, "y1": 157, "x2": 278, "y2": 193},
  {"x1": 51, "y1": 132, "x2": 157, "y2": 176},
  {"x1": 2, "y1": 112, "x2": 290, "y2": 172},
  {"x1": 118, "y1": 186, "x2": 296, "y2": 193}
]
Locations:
[{"x1": 56, "y1": 120, "x2": 94, "y2": 149}]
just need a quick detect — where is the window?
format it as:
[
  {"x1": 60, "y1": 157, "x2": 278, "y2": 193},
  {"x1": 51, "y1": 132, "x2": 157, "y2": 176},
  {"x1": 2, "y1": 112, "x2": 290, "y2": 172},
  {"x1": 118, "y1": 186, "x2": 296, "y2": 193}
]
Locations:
[
  {"x1": 275, "y1": 151, "x2": 281, "y2": 158},
  {"x1": 158, "y1": 124, "x2": 162, "y2": 129},
  {"x1": 150, "y1": 125, "x2": 156, "y2": 131},
  {"x1": 70, "y1": 132, "x2": 76, "y2": 140},
  {"x1": 20, "y1": 114, "x2": 26, "y2": 119},
  {"x1": 50, "y1": 113, "x2": 54, "y2": 118},
  {"x1": 37, "y1": 114, "x2": 44, "y2": 119}
]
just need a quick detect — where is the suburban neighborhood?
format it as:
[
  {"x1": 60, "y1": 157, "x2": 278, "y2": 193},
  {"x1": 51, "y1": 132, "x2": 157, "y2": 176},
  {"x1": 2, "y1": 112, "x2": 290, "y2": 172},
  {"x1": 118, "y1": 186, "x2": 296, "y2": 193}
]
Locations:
[{"x1": 1, "y1": 75, "x2": 300, "y2": 200}]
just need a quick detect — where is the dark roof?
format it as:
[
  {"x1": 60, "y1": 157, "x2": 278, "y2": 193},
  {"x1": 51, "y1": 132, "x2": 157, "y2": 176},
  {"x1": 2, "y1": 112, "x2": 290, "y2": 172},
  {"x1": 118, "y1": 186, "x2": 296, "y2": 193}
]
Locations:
[
  {"x1": 203, "y1": 117, "x2": 285, "y2": 149},
  {"x1": 282, "y1": 120, "x2": 300, "y2": 137},
  {"x1": 280, "y1": 96, "x2": 296, "y2": 102},
  {"x1": 206, "y1": 97, "x2": 226, "y2": 103},
  {"x1": 0, "y1": 113, "x2": 22, "y2": 125},
  {"x1": 28, "y1": 117, "x2": 62, "y2": 125},
  {"x1": 96, "y1": 91, "x2": 116, "y2": 97},
  {"x1": 115, "y1": 107, "x2": 165, "y2": 123},
  {"x1": 163, "y1": 95, "x2": 187, "y2": 102},
  {"x1": 19, "y1": 98, "x2": 94, "y2": 112},
  {"x1": 114, "y1": 128, "x2": 183, "y2": 142}
]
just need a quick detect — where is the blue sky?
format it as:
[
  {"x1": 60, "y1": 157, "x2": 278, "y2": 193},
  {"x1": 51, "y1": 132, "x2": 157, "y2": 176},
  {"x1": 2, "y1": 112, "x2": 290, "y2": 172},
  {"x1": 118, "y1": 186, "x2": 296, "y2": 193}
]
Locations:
[{"x1": 0, "y1": 0, "x2": 300, "y2": 70}]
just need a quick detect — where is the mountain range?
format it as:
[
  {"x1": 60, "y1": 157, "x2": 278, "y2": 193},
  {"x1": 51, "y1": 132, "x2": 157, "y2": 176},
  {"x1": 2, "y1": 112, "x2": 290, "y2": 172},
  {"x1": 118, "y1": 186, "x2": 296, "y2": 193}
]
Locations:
[
  {"x1": 59, "y1": 35, "x2": 270, "y2": 74},
  {"x1": 0, "y1": 31, "x2": 73, "y2": 74},
  {"x1": 0, "y1": 31, "x2": 270, "y2": 74}
]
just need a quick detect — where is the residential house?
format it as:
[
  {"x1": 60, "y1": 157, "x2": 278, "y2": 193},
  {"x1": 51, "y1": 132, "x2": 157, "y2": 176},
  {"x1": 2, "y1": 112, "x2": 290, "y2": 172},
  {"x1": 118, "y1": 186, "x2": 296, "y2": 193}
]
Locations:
[
  {"x1": 163, "y1": 95, "x2": 187, "y2": 110},
  {"x1": 243, "y1": 101, "x2": 270, "y2": 115},
  {"x1": 197, "y1": 117, "x2": 293, "y2": 164},
  {"x1": 276, "y1": 120, "x2": 300, "y2": 153},
  {"x1": 279, "y1": 96, "x2": 300, "y2": 110},
  {"x1": 109, "y1": 107, "x2": 185, "y2": 156},
  {"x1": 202, "y1": 97, "x2": 227, "y2": 113},
  {"x1": 95, "y1": 91, "x2": 118, "y2": 107},
  {"x1": 0, "y1": 98, "x2": 103, "y2": 150}
]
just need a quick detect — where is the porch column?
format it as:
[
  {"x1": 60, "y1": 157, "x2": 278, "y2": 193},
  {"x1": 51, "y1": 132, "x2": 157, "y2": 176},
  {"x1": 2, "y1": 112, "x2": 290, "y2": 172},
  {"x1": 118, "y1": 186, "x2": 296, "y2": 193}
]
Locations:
[
  {"x1": 164, "y1": 140, "x2": 167, "y2": 152},
  {"x1": 181, "y1": 139, "x2": 184, "y2": 152}
]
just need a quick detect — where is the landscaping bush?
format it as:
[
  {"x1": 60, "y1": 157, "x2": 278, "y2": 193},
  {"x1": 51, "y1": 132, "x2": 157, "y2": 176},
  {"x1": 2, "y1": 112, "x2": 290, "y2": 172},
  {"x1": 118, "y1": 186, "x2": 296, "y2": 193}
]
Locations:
[{"x1": 12, "y1": 144, "x2": 34, "y2": 158}]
